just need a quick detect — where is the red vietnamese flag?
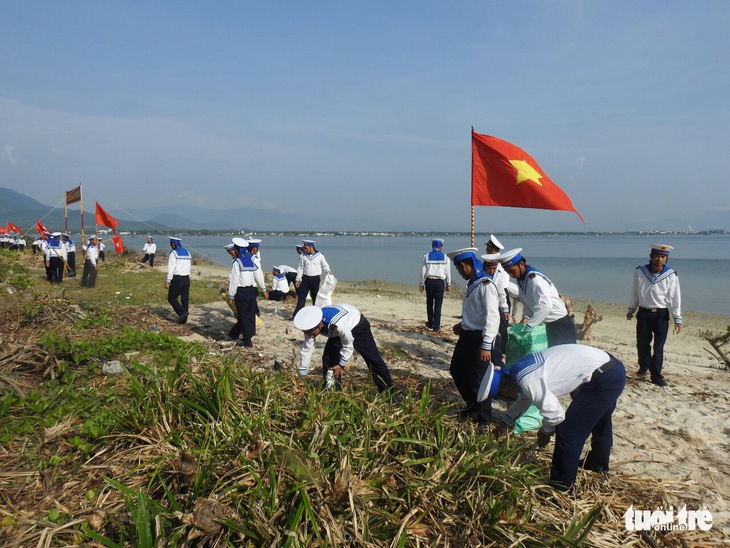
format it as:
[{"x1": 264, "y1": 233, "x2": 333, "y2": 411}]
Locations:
[
  {"x1": 111, "y1": 235, "x2": 124, "y2": 254},
  {"x1": 471, "y1": 130, "x2": 584, "y2": 222},
  {"x1": 7, "y1": 222, "x2": 22, "y2": 233},
  {"x1": 36, "y1": 220, "x2": 49, "y2": 236},
  {"x1": 0, "y1": 226, "x2": 7, "y2": 234},
  {"x1": 95, "y1": 202, "x2": 119, "y2": 234}
]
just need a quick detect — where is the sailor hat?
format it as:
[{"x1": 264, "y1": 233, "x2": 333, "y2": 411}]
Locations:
[
  {"x1": 650, "y1": 244, "x2": 674, "y2": 256},
  {"x1": 272, "y1": 265, "x2": 281, "y2": 271},
  {"x1": 231, "y1": 237, "x2": 249, "y2": 248},
  {"x1": 51, "y1": 231, "x2": 62, "y2": 237},
  {"x1": 446, "y1": 247, "x2": 479, "y2": 263},
  {"x1": 169, "y1": 236, "x2": 182, "y2": 244},
  {"x1": 477, "y1": 363, "x2": 505, "y2": 402},
  {"x1": 481, "y1": 253, "x2": 501, "y2": 266},
  {"x1": 248, "y1": 238, "x2": 261, "y2": 247},
  {"x1": 432, "y1": 238, "x2": 444, "y2": 246},
  {"x1": 486, "y1": 234, "x2": 504, "y2": 250},
  {"x1": 293, "y1": 306, "x2": 324, "y2": 332},
  {"x1": 302, "y1": 239, "x2": 315, "y2": 246},
  {"x1": 498, "y1": 248, "x2": 524, "y2": 268},
  {"x1": 223, "y1": 243, "x2": 235, "y2": 251}
]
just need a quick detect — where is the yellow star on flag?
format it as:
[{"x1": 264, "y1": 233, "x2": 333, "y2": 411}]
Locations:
[{"x1": 509, "y1": 159, "x2": 543, "y2": 186}]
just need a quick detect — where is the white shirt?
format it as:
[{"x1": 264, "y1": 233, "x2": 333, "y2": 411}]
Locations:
[
  {"x1": 628, "y1": 265, "x2": 682, "y2": 324},
  {"x1": 227, "y1": 259, "x2": 266, "y2": 298},
  {"x1": 85, "y1": 245, "x2": 100, "y2": 267},
  {"x1": 166, "y1": 249, "x2": 192, "y2": 281},
  {"x1": 517, "y1": 269, "x2": 568, "y2": 328},
  {"x1": 143, "y1": 242, "x2": 157, "y2": 254},
  {"x1": 491, "y1": 264, "x2": 517, "y2": 314},
  {"x1": 420, "y1": 251, "x2": 451, "y2": 286},
  {"x1": 299, "y1": 304, "x2": 362, "y2": 372},
  {"x1": 279, "y1": 265, "x2": 297, "y2": 274},
  {"x1": 460, "y1": 277, "x2": 500, "y2": 351},
  {"x1": 501, "y1": 345, "x2": 614, "y2": 433},
  {"x1": 271, "y1": 274, "x2": 289, "y2": 293},
  {"x1": 44, "y1": 240, "x2": 67, "y2": 262},
  {"x1": 296, "y1": 252, "x2": 331, "y2": 280}
]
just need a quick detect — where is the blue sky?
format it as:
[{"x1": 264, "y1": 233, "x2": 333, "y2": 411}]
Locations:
[{"x1": 1, "y1": 1, "x2": 728, "y2": 232}]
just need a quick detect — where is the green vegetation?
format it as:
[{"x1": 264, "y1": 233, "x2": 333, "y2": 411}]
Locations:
[{"x1": 0, "y1": 251, "x2": 703, "y2": 546}]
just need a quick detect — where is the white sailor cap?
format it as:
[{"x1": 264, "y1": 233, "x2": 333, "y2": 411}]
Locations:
[
  {"x1": 170, "y1": 236, "x2": 182, "y2": 243},
  {"x1": 481, "y1": 253, "x2": 501, "y2": 266},
  {"x1": 446, "y1": 247, "x2": 479, "y2": 263},
  {"x1": 432, "y1": 238, "x2": 444, "y2": 247},
  {"x1": 223, "y1": 243, "x2": 235, "y2": 251},
  {"x1": 302, "y1": 239, "x2": 315, "y2": 246},
  {"x1": 232, "y1": 237, "x2": 248, "y2": 248},
  {"x1": 650, "y1": 244, "x2": 674, "y2": 256},
  {"x1": 293, "y1": 306, "x2": 324, "y2": 332},
  {"x1": 248, "y1": 238, "x2": 262, "y2": 246},
  {"x1": 51, "y1": 231, "x2": 62, "y2": 237},
  {"x1": 477, "y1": 363, "x2": 505, "y2": 402},
  {"x1": 272, "y1": 265, "x2": 281, "y2": 271},
  {"x1": 486, "y1": 234, "x2": 504, "y2": 250},
  {"x1": 498, "y1": 248, "x2": 524, "y2": 268}
]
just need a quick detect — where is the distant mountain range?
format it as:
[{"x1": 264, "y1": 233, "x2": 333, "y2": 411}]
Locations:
[{"x1": 0, "y1": 187, "x2": 366, "y2": 234}]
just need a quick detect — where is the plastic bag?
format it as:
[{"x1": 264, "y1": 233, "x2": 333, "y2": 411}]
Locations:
[
  {"x1": 505, "y1": 323, "x2": 548, "y2": 433},
  {"x1": 506, "y1": 323, "x2": 548, "y2": 366},
  {"x1": 315, "y1": 273, "x2": 337, "y2": 307}
]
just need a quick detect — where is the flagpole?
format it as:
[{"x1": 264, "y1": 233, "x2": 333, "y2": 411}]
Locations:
[
  {"x1": 470, "y1": 126, "x2": 475, "y2": 247},
  {"x1": 96, "y1": 220, "x2": 101, "y2": 288},
  {"x1": 79, "y1": 185, "x2": 85, "y2": 250}
]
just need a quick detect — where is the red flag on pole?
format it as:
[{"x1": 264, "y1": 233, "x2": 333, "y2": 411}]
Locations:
[
  {"x1": 36, "y1": 220, "x2": 49, "y2": 236},
  {"x1": 471, "y1": 130, "x2": 584, "y2": 222},
  {"x1": 7, "y1": 222, "x2": 22, "y2": 233},
  {"x1": 95, "y1": 202, "x2": 119, "y2": 233},
  {"x1": 66, "y1": 186, "x2": 82, "y2": 204},
  {"x1": 111, "y1": 235, "x2": 124, "y2": 254},
  {"x1": 0, "y1": 226, "x2": 7, "y2": 235}
]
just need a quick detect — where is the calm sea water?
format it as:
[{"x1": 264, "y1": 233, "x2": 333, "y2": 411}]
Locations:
[{"x1": 119, "y1": 233, "x2": 730, "y2": 316}]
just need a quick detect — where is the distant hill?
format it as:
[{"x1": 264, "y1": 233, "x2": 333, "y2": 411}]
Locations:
[
  {"x1": 0, "y1": 187, "x2": 362, "y2": 234},
  {"x1": 0, "y1": 187, "x2": 378, "y2": 234},
  {"x1": 0, "y1": 187, "x2": 178, "y2": 234}
]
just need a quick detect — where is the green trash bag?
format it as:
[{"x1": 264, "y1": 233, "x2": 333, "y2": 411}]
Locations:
[
  {"x1": 511, "y1": 403, "x2": 544, "y2": 434},
  {"x1": 506, "y1": 323, "x2": 548, "y2": 366},
  {"x1": 505, "y1": 323, "x2": 548, "y2": 433}
]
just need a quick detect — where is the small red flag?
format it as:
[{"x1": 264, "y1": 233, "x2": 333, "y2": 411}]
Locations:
[
  {"x1": 471, "y1": 130, "x2": 584, "y2": 222},
  {"x1": 7, "y1": 222, "x2": 22, "y2": 233},
  {"x1": 66, "y1": 185, "x2": 82, "y2": 204},
  {"x1": 36, "y1": 220, "x2": 49, "y2": 236},
  {"x1": 0, "y1": 226, "x2": 7, "y2": 235},
  {"x1": 95, "y1": 202, "x2": 119, "y2": 233},
  {"x1": 111, "y1": 235, "x2": 124, "y2": 254}
]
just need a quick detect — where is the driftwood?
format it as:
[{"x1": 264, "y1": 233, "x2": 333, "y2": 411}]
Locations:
[
  {"x1": 702, "y1": 326, "x2": 730, "y2": 368},
  {"x1": 577, "y1": 304, "x2": 603, "y2": 341}
]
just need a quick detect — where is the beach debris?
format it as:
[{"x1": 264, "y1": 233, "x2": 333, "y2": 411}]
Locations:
[
  {"x1": 102, "y1": 360, "x2": 126, "y2": 375},
  {"x1": 701, "y1": 326, "x2": 730, "y2": 369},
  {"x1": 577, "y1": 305, "x2": 603, "y2": 341}
]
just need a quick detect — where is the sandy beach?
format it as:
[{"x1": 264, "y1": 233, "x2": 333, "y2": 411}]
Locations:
[{"x1": 173, "y1": 263, "x2": 730, "y2": 538}]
